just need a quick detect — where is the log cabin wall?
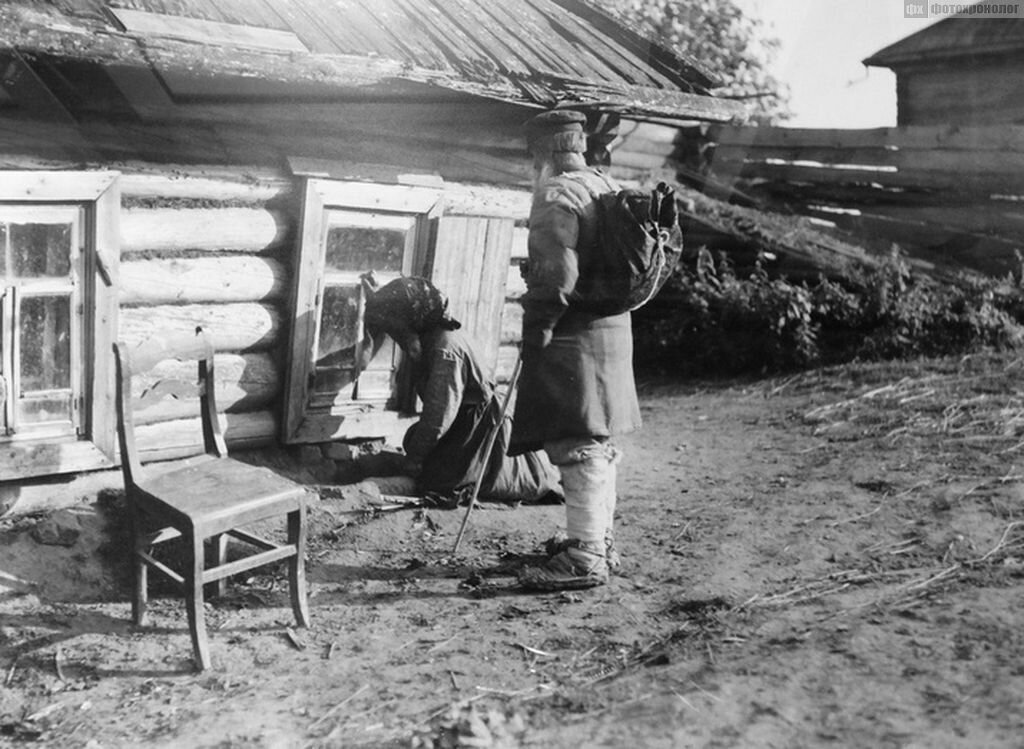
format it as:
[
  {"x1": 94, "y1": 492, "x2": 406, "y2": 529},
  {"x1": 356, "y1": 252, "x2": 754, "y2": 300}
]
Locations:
[
  {"x1": 116, "y1": 169, "x2": 298, "y2": 457},
  {"x1": 0, "y1": 156, "x2": 538, "y2": 477}
]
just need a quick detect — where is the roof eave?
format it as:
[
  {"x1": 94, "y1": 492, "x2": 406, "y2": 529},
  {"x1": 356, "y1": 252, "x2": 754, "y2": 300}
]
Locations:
[{"x1": 864, "y1": 39, "x2": 1024, "y2": 68}]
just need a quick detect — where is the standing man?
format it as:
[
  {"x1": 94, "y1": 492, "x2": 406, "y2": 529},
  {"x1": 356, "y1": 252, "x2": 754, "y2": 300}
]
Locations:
[{"x1": 510, "y1": 109, "x2": 642, "y2": 591}]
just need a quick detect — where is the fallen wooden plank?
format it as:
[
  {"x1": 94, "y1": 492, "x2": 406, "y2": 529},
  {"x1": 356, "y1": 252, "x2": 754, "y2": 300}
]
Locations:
[{"x1": 710, "y1": 124, "x2": 1024, "y2": 152}]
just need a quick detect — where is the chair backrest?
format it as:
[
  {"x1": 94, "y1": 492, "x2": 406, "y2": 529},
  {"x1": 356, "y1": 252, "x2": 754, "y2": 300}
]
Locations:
[{"x1": 113, "y1": 327, "x2": 227, "y2": 489}]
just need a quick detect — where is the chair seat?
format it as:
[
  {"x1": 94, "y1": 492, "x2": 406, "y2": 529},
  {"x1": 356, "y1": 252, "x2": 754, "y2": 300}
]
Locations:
[{"x1": 135, "y1": 455, "x2": 306, "y2": 535}]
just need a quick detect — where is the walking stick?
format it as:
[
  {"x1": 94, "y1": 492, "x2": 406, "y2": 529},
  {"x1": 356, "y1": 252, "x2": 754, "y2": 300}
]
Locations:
[{"x1": 452, "y1": 352, "x2": 523, "y2": 554}]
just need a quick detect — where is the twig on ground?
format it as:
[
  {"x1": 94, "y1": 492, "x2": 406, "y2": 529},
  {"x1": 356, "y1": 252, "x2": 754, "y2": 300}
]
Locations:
[
  {"x1": 423, "y1": 635, "x2": 457, "y2": 654},
  {"x1": 671, "y1": 689, "x2": 698, "y2": 711},
  {"x1": 690, "y1": 680, "x2": 723, "y2": 702},
  {"x1": 828, "y1": 504, "x2": 882, "y2": 528},
  {"x1": 475, "y1": 684, "x2": 551, "y2": 697},
  {"x1": 972, "y1": 521, "x2": 1024, "y2": 564},
  {"x1": 308, "y1": 684, "x2": 370, "y2": 732},
  {"x1": 513, "y1": 642, "x2": 556, "y2": 659},
  {"x1": 766, "y1": 374, "x2": 802, "y2": 397},
  {"x1": 896, "y1": 481, "x2": 931, "y2": 498}
]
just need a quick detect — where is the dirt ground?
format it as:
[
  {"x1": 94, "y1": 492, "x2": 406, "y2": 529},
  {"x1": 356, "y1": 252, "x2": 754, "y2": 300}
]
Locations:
[{"x1": 3, "y1": 351, "x2": 1024, "y2": 749}]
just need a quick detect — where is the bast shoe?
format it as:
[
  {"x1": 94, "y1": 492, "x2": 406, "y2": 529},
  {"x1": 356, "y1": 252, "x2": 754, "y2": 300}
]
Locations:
[
  {"x1": 519, "y1": 543, "x2": 609, "y2": 591},
  {"x1": 604, "y1": 529, "x2": 621, "y2": 574},
  {"x1": 544, "y1": 531, "x2": 621, "y2": 574}
]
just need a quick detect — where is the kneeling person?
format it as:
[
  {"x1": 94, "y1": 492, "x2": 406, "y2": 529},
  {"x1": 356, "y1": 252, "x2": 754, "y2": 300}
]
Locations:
[{"x1": 364, "y1": 276, "x2": 560, "y2": 504}]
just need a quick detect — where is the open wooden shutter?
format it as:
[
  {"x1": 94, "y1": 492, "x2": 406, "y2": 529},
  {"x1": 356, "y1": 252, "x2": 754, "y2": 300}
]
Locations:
[{"x1": 431, "y1": 216, "x2": 514, "y2": 380}]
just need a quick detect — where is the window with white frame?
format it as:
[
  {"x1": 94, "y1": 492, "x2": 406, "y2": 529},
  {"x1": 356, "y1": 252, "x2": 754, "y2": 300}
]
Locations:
[
  {"x1": 0, "y1": 172, "x2": 119, "y2": 480},
  {"x1": 283, "y1": 178, "x2": 443, "y2": 444}
]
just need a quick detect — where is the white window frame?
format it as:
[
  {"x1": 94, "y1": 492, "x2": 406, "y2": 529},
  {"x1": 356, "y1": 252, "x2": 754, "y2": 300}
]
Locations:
[
  {"x1": 282, "y1": 178, "x2": 443, "y2": 444},
  {"x1": 0, "y1": 172, "x2": 120, "y2": 480}
]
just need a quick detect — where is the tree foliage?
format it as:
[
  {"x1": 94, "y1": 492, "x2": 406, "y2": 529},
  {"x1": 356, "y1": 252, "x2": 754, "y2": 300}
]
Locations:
[
  {"x1": 600, "y1": 0, "x2": 790, "y2": 122},
  {"x1": 633, "y1": 249, "x2": 1024, "y2": 376}
]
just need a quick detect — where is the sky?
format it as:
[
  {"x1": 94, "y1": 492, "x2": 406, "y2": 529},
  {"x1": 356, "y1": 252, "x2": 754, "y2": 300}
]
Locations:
[{"x1": 734, "y1": 0, "x2": 939, "y2": 127}]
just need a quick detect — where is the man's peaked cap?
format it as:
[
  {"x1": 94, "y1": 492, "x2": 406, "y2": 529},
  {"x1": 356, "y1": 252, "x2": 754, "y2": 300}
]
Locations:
[{"x1": 525, "y1": 109, "x2": 587, "y2": 155}]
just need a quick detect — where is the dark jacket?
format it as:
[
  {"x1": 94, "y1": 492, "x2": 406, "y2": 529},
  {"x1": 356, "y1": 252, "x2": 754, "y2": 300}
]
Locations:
[
  {"x1": 509, "y1": 168, "x2": 642, "y2": 454},
  {"x1": 405, "y1": 329, "x2": 560, "y2": 501}
]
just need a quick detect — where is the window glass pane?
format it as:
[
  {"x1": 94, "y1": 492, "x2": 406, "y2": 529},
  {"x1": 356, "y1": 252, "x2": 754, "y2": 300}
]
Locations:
[
  {"x1": 324, "y1": 226, "x2": 406, "y2": 273},
  {"x1": 317, "y1": 285, "x2": 361, "y2": 367},
  {"x1": 0, "y1": 222, "x2": 6, "y2": 277},
  {"x1": 7, "y1": 221, "x2": 72, "y2": 278},
  {"x1": 17, "y1": 394, "x2": 72, "y2": 426},
  {"x1": 20, "y1": 295, "x2": 72, "y2": 391},
  {"x1": 313, "y1": 285, "x2": 394, "y2": 401}
]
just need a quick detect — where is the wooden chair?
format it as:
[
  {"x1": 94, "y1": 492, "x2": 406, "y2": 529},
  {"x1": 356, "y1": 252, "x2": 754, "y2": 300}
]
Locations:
[{"x1": 113, "y1": 327, "x2": 309, "y2": 671}]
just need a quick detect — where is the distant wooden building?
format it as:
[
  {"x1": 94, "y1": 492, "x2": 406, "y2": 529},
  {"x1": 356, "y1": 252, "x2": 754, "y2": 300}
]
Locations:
[
  {"x1": 0, "y1": 0, "x2": 742, "y2": 495},
  {"x1": 864, "y1": 14, "x2": 1024, "y2": 126}
]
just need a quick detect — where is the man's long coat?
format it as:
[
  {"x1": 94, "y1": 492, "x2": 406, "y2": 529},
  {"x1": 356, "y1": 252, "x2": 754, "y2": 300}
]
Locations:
[{"x1": 509, "y1": 168, "x2": 642, "y2": 454}]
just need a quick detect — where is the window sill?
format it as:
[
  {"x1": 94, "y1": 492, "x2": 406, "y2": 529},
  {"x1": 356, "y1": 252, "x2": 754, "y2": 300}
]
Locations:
[{"x1": 0, "y1": 437, "x2": 115, "y2": 482}]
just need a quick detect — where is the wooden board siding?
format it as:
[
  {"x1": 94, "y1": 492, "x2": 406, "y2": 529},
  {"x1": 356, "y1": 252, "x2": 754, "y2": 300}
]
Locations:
[
  {"x1": 495, "y1": 226, "x2": 529, "y2": 386},
  {"x1": 704, "y1": 123, "x2": 1024, "y2": 277},
  {"x1": 897, "y1": 60, "x2": 1024, "y2": 126},
  {"x1": 431, "y1": 216, "x2": 515, "y2": 380}
]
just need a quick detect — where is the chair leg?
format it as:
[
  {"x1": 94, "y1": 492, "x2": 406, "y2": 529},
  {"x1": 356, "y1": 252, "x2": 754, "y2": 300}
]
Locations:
[
  {"x1": 132, "y1": 551, "x2": 148, "y2": 626},
  {"x1": 130, "y1": 509, "x2": 148, "y2": 626},
  {"x1": 185, "y1": 531, "x2": 212, "y2": 671},
  {"x1": 206, "y1": 533, "x2": 228, "y2": 598},
  {"x1": 288, "y1": 505, "x2": 310, "y2": 628}
]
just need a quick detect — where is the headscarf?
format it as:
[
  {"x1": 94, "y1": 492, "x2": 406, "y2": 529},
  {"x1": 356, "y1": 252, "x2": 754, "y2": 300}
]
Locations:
[{"x1": 363, "y1": 276, "x2": 461, "y2": 343}]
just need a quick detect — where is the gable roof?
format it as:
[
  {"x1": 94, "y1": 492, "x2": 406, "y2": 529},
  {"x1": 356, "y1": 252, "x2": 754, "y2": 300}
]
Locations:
[
  {"x1": 0, "y1": 0, "x2": 744, "y2": 123},
  {"x1": 864, "y1": 15, "x2": 1024, "y2": 68}
]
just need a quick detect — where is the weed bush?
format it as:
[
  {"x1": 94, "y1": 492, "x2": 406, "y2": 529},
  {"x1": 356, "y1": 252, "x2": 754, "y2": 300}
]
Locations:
[{"x1": 633, "y1": 247, "x2": 1024, "y2": 376}]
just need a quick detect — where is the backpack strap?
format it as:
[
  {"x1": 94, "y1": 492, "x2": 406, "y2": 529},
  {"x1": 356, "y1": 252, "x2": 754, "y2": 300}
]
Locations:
[{"x1": 557, "y1": 169, "x2": 618, "y2": 200}]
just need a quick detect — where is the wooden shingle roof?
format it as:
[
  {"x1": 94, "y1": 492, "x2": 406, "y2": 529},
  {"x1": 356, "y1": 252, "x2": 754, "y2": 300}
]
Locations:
[
  {"x1": 1, "y1": 0, "x2": 745, "y2": 122},
  {"x1": 864, "y1": 15, "x2": 1024, "y2": 68}
]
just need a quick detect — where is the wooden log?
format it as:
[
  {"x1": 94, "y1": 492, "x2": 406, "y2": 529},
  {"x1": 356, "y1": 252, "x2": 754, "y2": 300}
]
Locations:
[
  {"x1": 129, "y1": 352, "x2": 281, "y2": 424},
  {"x1": 440, "y1": 183, "x2": 531, "y2": 218},
  {"x1": 119, "y1": 303, "x2": 282, "y2": 353},
  {"x1": 624, "y1": 122, "x2": 681, "y2": 145},
  {"x1": 611, "y1": 149, "x2": 674, "y2": 171},
  {"x1": 119, "y1": 256, "x2": 288, "y2": 305},
  {"x1": 120, "y1": 206, "x2": 292, "y2": 254},
  {"x1": 120, "y1": 171, "x2": 292, "y2": 203},
  {"x1": 133, "y1": 410, "x2": 278, "y2": 461},
  {"x1": 615, "y1": 133, "x2": 678, "y2": 159},
  {"x1": 0, "y1": 467, "x2": 124, "y2": 518}
]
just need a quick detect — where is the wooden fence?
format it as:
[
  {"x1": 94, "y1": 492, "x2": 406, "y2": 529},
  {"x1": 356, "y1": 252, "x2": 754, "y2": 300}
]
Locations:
[{"x1": 701, "y1": 124, "x2": 1024, "y2": 277}]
